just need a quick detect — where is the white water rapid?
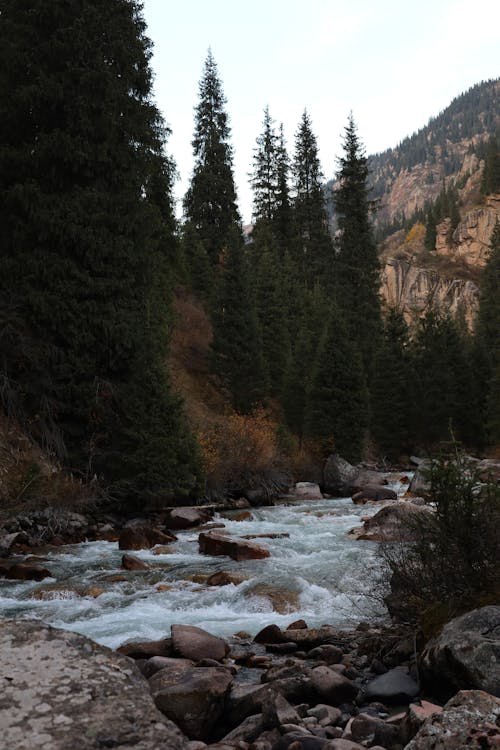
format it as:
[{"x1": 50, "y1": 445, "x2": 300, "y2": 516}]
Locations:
[{"x1": 0, "y1": 475, "x2": 410, "y2": 648}]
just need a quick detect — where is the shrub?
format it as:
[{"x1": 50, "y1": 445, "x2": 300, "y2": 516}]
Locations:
[{"x1": 381, "y1": 447, "x2": 500, "y2": 630}]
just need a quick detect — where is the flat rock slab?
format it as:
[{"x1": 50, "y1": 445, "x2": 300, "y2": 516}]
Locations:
[
  {"x1": 0, "y1": 618, "x2": 186, "y2": 750},
  {"x1": 198, "y1": 531, "x2": 270, "y2": 560}
]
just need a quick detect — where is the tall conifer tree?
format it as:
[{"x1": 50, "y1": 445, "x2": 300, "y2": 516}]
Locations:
[
  {"x1": 292, "y1": 111, "x2": 332, "y2": 285},
  {"x1": 334, "y1": 114, "x2": 381, "y2": 370},
  {"x1": 183, "y1": 50, "x2": 241, "y2": 266},
  {"x1": 0, "y1": 0, "x2": 199, "y2": 497}
]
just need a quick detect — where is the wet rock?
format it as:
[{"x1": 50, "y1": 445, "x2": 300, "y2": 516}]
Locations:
[
  {"x1": 349, "y1": 502, "x2": 432, "y2": 542},
  {"x1": 404, "y1": 690, "x2": 500, "y2": 749},
  {"x1": 206, "y1": 570, "x2": 249, "y2": 586},
  {"x1": 149, "y1": 665, "x2": 233, "y2": 740},
  {"x1": 0, "y1": 531, "x2": 29, "y2": 549},
  {"x1": 0, "y1": 619, "x2": 186, "y2": 750},
  {"x1": 262, "y1": 692, "x2": 302, "y2": 727},
  {"x1": 293, "y1": 482, "x2": 324, "y2": 500},
  {"x1": 198, "y1": 531, "x2": 271, "y2": 561},
  {"x1": 245, "y1": 584, "x2": 300, "y2": 614},
  {"x1": 254, "y1": 624, "x2": 284, "y2": 644},
  {"x1": 117, "y1": 636, "x2": 172, "y2": 659},
  {"x1": 118, "y1": 525, "x2": 177, "y2": 551},
  {"x1": 224, "y1": 682, "x2": 276, "y2": 727},
  {"x1": 121, "y1": 553, "x2": 149, "y2": 571},
  {"x1": 5, "y1": 562, "x2": 53, "y2": 581},
  {"x1": 351, "y1": 485, "x2": 397, "y2": 504},
  {"x1": 166, "y1": 507, "x2": 214, "y2": 530},
  {"x1": 419, "y1": 605, "x2": 500, "y2": 700},
  {"x1": 364, "y1": 666, "x2": 419, "y2": 705},
  {"x1": 171, "y1": 624, "x2": 230, "y2": 662},
  {"x1": 310, "y1": 666, "x2": 358, "y2": 705}
]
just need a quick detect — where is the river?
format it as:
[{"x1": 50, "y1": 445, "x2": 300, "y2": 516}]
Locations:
[{"x1": 0, "y1": 475, "x2": 409, "y2": 648}]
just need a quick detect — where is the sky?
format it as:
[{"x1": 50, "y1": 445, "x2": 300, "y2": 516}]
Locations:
[{"x1": 142, "y1": 0, "x2": 500, "y2": 225}]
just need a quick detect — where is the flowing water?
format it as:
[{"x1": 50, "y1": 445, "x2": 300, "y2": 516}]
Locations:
[{"x1": 0, "y1": 475, "x2": 409, "y2": 648}]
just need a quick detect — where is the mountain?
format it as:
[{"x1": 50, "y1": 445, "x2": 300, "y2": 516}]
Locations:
[{"x1": 327, "y1": 79, "x2": 500, "y2": 327}]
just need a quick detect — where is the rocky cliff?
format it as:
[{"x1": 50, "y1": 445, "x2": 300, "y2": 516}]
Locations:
[{"x1": 380, "y1": 194, "x2": 500, "y2": 329}]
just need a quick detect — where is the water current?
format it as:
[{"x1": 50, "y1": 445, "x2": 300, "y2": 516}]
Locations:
[{"x1": 0, "y1": 475, "x2": 409, "y2": 648}]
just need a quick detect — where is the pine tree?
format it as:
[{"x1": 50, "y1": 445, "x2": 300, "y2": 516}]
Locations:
[
  {"x1": 250, "y1": 106, "x2": 279, "y2": 224},
  {"x1": 0, "y1": 0, "x2": 199, "y2": 497},
  {"x1": 333, "y1": 114, "x2": 382, "y2": 371},
  {"x1": 211, "y1": 230, "x2": 267, "y2": 413},
  {"x1": 475, "y1": 220, "x2": 500, "y2": 446},
  {"x1": 481, "y1": 135, "x2": 500, "y2": 195},
  {"x1": 183, "y1": 50, "x2": 241, "y2": 266},
  {"x1": 273, "y1": 123, "x2": 294, "y2": 255},
  {"x1": 292, "y1": 110, "x2": 332, "y2": 285},
  {"x1": 411, "y1": 310, "x2": 475, "y2": 449},
  {"x1": 371, "y1": 309, "x2": 413, "y2": 460},
  {"x1": 304, "y1": 308, "x2": 369, "y2": 462}
]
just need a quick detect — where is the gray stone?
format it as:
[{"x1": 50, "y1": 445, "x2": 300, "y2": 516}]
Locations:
[
  {"x1": 420, "y1": 605, "x2": 500, "y2": 700},
  {"x1": 0, "y1": 618, "x2": 186, "y2": 750},
  {"x1": 149, "y1": 665, "x2": 233, "y2": 740},
  {"x1": 351, "y1": 484, "x2": 397, "y2": 504},
  {"x1": 364, "y1": 666, "x2": 419, "y2": 704}
]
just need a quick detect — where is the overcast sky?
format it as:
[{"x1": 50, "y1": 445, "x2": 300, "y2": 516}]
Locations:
[{"x1": 142, "y1": 0, "x2": 500, "y2": 225}]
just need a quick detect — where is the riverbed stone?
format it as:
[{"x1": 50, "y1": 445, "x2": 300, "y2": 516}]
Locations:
[
  {"x1": 206, "y1": 570, "x2": 249, "y2": 586},
  {"x1": 149, "y1": 665, "x2": 233, "y2": 740},
  {"x1": 198, "y1": 531, "x2": 270, "y2": 560},
  {"x1": 349, "y1": 502, "x2": 432, "y2": 542},
  {"x1": 0, "y1": 618, "x2": 187, "y2": 750},
  {"x1": 308, "y1": 644, "x2": 344, "y2": 664},
  {"x1": 310, "y1": 665, "x2": 358, "y2": 705},
  {"x1": 171, "y1": 623, "x2": 230, "y2": 662},
  {"x1": 140, "y1": 655, "x2": 195, "y2": 678},
  {"x1": 364, "y1": 666, "x2": 420, "y2": 704},
  {"x1": 117, "y1": 635, "x2": 172, "y2": 659}
]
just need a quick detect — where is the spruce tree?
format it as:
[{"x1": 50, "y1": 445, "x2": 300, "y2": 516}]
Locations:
[
  {"x1": 481, "y1": 135, "x2": 500, "y2": 195},
  {"x1": 334, "y1": 114, "x2": 382, "y2": 370},
  {"x1": 475, "y1": 220, "x2": 500, "y2": 446},
  {"x1": 292, "y1": 110, "x2": 332, "y2": 285},
  {"x1": 250, "y1": 106, "x2": 279, "y2": 224},
  {"x1": 371, "y1": 309, "x2": 413, "y2": 460},
  {"x1": 211, "y1": 230, "x2": 267, "y2": 413},
  {"x1": 304, "y1": 308, "x2": 369, "y2": 462},
  {"x1": 0, "y1": 0, "x2": 199, "y2": 497},
  {"x1": 183, "y1": 50, "x2": 241, "y2": 266}
]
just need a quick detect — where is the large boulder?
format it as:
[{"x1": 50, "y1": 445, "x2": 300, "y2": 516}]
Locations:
[
  {"x1": 408, "y1": 461, "x2": 431, "y2": 496},
  {"x1": 149, "y1": 665, "x2": 233, "y2": 740},
  {"x1": 404, "y1": 690, "x2": 500, "y2": 749},
  {"x1": 198, "y1": 531, "x2": 270, "y2": 560},
  {"x1": 476, "y1": 458, "x2": 500, "y2": 483},
  {"x1": 310, "y1": 665, "x2": 359, "y2": 704},
  {"x1": 349, "y1": 501, "x2": 432, "y2": 542},
  {"x1": 0, "y1": 619, "x2": 186, "y2": 750},
  {"x1": 166, "y1": 507, "x2": 214, "y2": 530},
  {"x1": 4, "y1": 562, "x2": 53, "y2": 581},
  {"x1": 118, "y1": 525, "x2": 177, "y2": 551},
  {"x1": 419, "y1": 605, "x2": 500, "y2": 700},
  {"x1": 351, "y1": 484, "x2": 397, "y2": 504},
  {"x1": 324, "y1": 455, "x2": 386, "y2": 496},
  {"x1": 171, "y1": 624, "x2": 229, "y2": 662},
  {"x1": 293, "y1": 482, "x2": 324, "y2": 500}
]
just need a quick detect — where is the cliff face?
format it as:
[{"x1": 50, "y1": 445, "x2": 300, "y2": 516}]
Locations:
[{"x1": 380, "y1": 194, "x2": 500, "y2": 329}]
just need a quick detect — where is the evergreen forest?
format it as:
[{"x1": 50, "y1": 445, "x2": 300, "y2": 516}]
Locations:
[{"x1": 1, "y1": 2, "x2": 499, "y2": 505}]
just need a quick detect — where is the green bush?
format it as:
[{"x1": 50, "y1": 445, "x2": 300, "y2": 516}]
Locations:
[{"x1": 381, "y1": 447, "x2": 500, "y2": 630}]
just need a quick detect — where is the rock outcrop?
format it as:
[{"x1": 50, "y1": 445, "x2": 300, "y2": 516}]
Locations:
[
  {"x1": 420, "y1": 605, "x2": 500, "y2": 700},
  {"x1": 0, "y1": 619, "x2": 186, "y2": 750}
]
